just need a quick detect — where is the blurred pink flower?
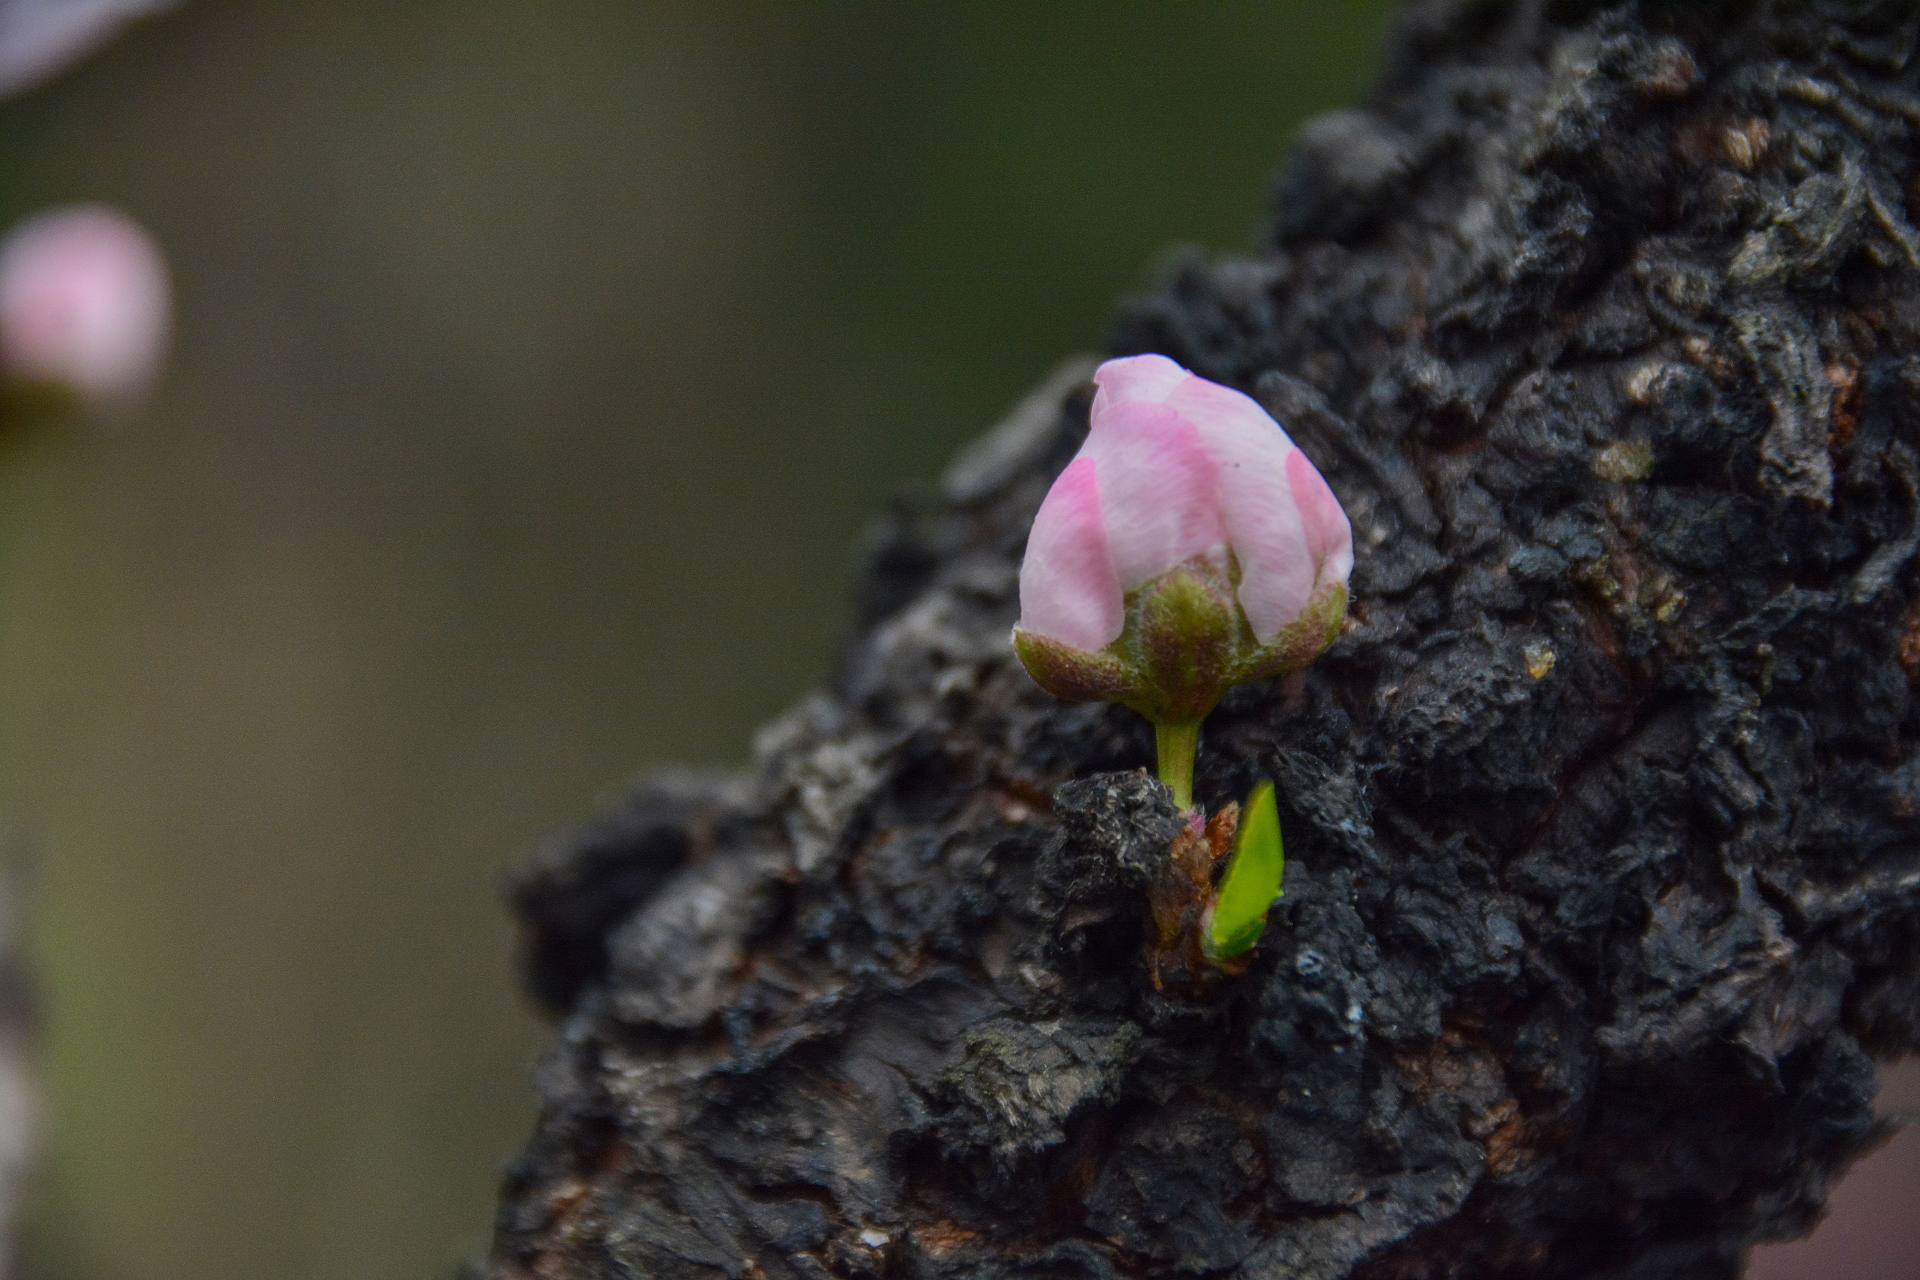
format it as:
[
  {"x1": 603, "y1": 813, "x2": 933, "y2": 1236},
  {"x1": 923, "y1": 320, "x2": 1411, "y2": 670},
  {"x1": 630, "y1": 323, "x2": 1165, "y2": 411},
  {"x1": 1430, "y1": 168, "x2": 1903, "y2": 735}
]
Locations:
[
  {"x1": 0, "y1": 204, "x2": 170, "y2": 410},
  {"x1": 0, "y1": 0, "x2": 174, "y2": 97},
  {"x1": 1017, "y1": 354, "x2": 1352, "y2": 654}
]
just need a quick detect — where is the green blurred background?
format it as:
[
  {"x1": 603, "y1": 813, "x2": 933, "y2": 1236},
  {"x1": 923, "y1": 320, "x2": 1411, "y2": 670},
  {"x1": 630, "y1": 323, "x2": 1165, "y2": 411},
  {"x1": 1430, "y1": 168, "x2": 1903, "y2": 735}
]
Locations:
[{"x1": 0, "y1": 4, "x2": 1399, "y2": 1278}]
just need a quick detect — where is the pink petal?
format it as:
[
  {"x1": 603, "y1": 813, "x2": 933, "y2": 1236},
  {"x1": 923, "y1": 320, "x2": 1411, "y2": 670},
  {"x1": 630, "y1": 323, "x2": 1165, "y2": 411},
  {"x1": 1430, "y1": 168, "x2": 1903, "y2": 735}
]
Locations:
[
  {"x1": 1164, "y1": 374, "x2": 1294, "y2": 448},
  {"x1": 1287, "y1": 447, "x2": 1354, "y2": 589},
  {"x1": 1072, "y1": 354, "x2": 1353, "y2": 645},
  {"x1": 1082, "y1": 399, "x2": 1225, "y2": 590},
  {"x1": 1090, "y1": 353, "x2": 1188, "y2": 418},
  {"x1": 1017, "y1": 456, "x2": 1124, "y2": 651},
  {"x1": 1183, "y1": 393, "x2": 1316, "y2": 643}
]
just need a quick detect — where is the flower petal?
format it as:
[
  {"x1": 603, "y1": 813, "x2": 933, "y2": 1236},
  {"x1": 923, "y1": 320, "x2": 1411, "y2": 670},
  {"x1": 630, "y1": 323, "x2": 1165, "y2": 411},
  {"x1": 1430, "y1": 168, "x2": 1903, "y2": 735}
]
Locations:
[
  {"x1": 1082, "y1": 399, "x2": 1225, "y2": 590},
  {"x1": 1017, "y1": 455, "x2": 1124, "y2": 651},
  {"x1": 1184, "y1": 396, "x2": 1317, "y2": 643},
  {"x1": 1090, "y1": 353, "x2": 1188, "y2": 417},
  {"x1": 1287, "y1": 447, "x2": 1354, "y2": 590},
  {"x1": 1163, "y1": 374, "x2": 1292, "y2": 448}
]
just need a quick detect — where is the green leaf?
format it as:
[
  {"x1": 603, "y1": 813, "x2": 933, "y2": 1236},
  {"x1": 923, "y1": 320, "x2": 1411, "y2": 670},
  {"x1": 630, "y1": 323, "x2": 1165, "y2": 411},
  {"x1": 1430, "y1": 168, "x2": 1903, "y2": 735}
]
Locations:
[{"x1": 1207, "y1": 781, "x2": 1285, "y2": 962}]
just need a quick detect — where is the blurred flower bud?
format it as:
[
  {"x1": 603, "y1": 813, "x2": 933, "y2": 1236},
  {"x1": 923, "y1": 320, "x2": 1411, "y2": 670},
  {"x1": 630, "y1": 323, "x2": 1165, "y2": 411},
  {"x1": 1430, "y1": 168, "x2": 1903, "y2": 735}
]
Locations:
[
  {"x1": 0, "y1": 205, "x2": 170, "y2": 412},
  {"x1": 1013, "y1": 355, "x2": 1352, "y2": 805},
  {"x1": 0, "y1": 0, "x2": 175, "y2": 98}
]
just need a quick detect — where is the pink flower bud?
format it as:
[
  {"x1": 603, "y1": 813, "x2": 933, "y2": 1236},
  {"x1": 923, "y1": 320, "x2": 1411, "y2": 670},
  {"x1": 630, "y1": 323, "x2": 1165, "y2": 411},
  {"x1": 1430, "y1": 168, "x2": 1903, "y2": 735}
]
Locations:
[
  {"x1": 1013, "y1": 355, "x2": 1352, "y2": 725},
  {"x1": 0, "y1": 205, "x2": 170, "y2": 411}
]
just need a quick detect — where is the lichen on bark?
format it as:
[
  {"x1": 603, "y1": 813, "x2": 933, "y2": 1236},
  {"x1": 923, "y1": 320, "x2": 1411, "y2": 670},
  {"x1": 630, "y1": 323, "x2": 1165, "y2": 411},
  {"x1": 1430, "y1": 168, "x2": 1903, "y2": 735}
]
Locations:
[{"x1": 486, "y1": 3, "x2": 1920, "y2": 1277}]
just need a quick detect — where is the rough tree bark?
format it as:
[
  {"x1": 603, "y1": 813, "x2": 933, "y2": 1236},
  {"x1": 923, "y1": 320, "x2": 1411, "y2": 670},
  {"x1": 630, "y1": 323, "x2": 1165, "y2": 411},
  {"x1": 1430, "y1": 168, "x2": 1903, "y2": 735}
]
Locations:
[{"x1": 485, "y1": 2, "x2": 1920, "y2": 1277}]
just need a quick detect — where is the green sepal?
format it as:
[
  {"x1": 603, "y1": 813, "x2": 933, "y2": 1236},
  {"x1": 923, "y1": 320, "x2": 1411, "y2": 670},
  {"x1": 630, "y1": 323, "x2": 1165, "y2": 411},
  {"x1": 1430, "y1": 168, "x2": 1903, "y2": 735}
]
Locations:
[
  {"x1": 1014, "y1": 565, "x2": 1348, "y2": 761},
  {"x1": 1127, "y1": 567, "x2": 1235, "y2": 724},
  {"x1": 1012, "y1": 628, "x2": 1136, "y2": 703},
  {"x1": 1205, "y1": 780, "x2": 1285, "y2": 962},
  {"x1": 1232, "y1": 582, "x2": 1348, "y2": 685}
]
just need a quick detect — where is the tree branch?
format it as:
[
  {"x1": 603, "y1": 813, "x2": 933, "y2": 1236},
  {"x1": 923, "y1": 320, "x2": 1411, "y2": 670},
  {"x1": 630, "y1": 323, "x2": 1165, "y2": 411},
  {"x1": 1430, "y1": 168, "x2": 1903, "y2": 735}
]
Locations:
[{"x1": 486, "y1": 3, "x2": 1920, "y2": 1276}]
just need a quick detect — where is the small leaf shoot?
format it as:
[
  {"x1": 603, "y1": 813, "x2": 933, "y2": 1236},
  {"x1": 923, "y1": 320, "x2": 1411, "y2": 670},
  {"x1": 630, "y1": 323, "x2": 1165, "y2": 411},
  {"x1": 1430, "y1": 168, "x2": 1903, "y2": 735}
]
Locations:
[{"x1": 1205, "y1": 780, "x2": 1285, "y2": 962}]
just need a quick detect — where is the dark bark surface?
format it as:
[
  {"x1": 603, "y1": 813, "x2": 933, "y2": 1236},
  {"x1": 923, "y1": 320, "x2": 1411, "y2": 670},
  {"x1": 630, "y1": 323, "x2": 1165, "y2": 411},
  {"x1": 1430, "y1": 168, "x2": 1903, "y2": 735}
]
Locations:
[{"x1": 485, "y1": 2, "x2": 1920, "y2": 1277}]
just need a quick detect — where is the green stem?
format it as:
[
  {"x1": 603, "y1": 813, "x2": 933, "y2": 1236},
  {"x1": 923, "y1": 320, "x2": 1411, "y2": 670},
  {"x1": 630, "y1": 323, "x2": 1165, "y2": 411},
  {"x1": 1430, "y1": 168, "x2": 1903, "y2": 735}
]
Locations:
[{"x1": 1154, "y1": 718, "x2": 1202, "y2": 811}]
